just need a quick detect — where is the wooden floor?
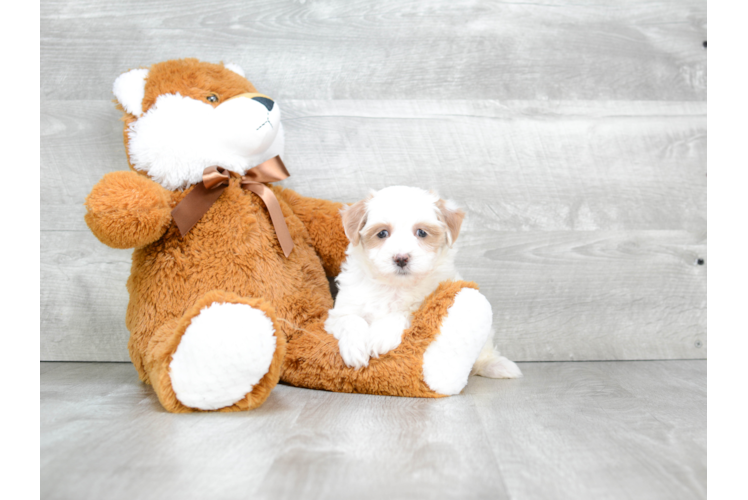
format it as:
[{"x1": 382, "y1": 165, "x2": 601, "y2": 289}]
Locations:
[{"x1": 41, "y1": 360, "x2": 706, "y2": 500}]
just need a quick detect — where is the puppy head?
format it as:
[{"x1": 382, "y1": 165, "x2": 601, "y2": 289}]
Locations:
[{"x1": 341, "y1": 186, "x2": 465, "y2": 283}]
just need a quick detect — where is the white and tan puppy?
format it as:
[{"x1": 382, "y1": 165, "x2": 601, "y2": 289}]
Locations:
[{"x1": 325, "y1": 186, "x2": 522, "y2": 380}]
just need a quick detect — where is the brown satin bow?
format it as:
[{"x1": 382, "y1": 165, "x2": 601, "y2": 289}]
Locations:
[{"x1": 171, "y1": 155, "x2": 294, "y2": 257}]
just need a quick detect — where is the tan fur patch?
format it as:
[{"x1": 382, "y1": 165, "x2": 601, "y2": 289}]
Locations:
[
  {"x1": 414, "y1": 222, "x2": 448, "y2": 251},
  {"x1": 361, "y1": 223, "x2": 393, "y2": 250},
  {"x1": 341, "y1": 197, "x2": 370, "y2": 246},
  {"x1": 142, "y1": 58, "x2": 257, "y2": 113},
  {"x1": 436, "y1": 200, "x2": 465, "y2": 244}
]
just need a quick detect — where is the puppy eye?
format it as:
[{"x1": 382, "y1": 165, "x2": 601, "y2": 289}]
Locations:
[
  {"x1": 377, "y1": 230, "x2": 389, "y2": 239},
  {"x1": 416, "y1": 229, "x2": 428, "y2": 238},
  {"x1": 206, "y1": 94, "x2": 219, "y2": 103}
]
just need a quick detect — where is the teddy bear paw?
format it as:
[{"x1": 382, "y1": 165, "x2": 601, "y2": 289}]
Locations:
[
  {"x1": 168, "y1": 302, "x2": 278, "y2": 410},
  {"x1": 422, "y1": 288, "x2": 493, "y2": 395}
]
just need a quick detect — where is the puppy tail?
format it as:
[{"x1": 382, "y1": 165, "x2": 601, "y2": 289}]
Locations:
[{"x1": 471, "y1": 336, "x2": 523, "y2": 379}]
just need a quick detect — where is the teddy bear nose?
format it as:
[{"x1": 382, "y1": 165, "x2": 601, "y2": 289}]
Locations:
[{"x1": 252, "y1": 96, "x2": 274, "y2": 112}]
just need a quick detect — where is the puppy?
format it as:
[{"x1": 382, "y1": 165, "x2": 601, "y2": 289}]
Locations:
[{"x1": 325, "y1": 186, "x2": 522, "y2": 380}]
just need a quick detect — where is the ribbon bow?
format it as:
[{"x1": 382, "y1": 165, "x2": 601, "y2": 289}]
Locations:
[{"x1": 171, "y1": 156, "x2": 294, "y2": 257}]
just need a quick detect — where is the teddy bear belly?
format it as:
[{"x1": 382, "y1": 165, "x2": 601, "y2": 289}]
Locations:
[{"x1": 125, "y1": 228, "x2": 333, "y2": 348}]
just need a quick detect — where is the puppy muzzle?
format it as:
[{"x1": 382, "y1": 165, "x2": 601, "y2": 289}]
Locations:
[{"x1": 393, "y1": 254, "x2": 410, "y2": 268}]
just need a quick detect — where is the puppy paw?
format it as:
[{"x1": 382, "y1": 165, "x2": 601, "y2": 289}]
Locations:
[
  {"x1": 325, "y1": 314, "x2": 371, "y2": 369},
  {"x1": 368, "y1": 313, "x2": 409, "y2": 358},
  {"x1": 474, "y1": 355, "x2": 523, "y2": 379},
  {"x1": 338, "y1": 333, "x2": 371, "y2": 369}
]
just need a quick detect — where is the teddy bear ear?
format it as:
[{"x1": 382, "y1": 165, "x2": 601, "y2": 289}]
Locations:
[
  {"x1": 112, "y1": 68, "x2": 149, "y2": 117},
  {"x1": 224, "y1": 63, "x2": 246, "y2": 78}
]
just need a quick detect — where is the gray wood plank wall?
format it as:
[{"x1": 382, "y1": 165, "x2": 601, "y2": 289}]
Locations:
[{"x1": 40, "y1": 0, "x2": 707, "y2": 362}]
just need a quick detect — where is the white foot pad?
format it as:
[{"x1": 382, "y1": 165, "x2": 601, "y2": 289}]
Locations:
[
  {"x1": 422, "y1": 289, "x2": 493, "y2": 395},
  {"x1": 169, "y1": 302, "x2": 276, "y2": 410}
]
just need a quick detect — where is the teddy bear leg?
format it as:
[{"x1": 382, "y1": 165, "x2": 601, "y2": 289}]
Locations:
[
  {"x1": 419, "y1": 285, "x2": 494, "y2": 395},
  {"x1": 281, "y1": 280, "x2": 491, "y2": 398},
  {"x1": 144, "y1": 290, "x2": 286, "y2": 413}
]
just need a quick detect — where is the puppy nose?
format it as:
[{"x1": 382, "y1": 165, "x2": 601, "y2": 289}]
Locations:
[
  {"x1": 394, "y1": 254, "x2": 409, "y2": 268},
  {"x1": 252, "y1": 96, "x2": 274, "y2": 112}
]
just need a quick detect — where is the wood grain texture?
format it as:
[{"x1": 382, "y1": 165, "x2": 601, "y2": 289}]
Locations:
[
  {"x1": 41, "y1": 232, "x2": 131, "y2": 361},
  {"x1": 40, "y1": 0, "x2": 706, "y2": 101},
  {"x1": 40, "y1": 360, "x2": 707, "y2": 500},
  {"x1": 281, "y1": 100, "x2": 706, "y2": 233},
  {"x1": 41, "y1": 101, "x2": 124, "y2": 230},
  {"x1": 469, "y1": 360, "x2": 707, "y2": 500},
  {"x1": 254, "y1": 390, "x2": 508, "y2": 499},
  {"x1": 462, "y1": 230, "x2": 706, "y2": 361}
]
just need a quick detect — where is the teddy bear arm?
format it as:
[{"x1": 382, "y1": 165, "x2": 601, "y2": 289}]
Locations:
[
  {"x1": 281, "y1": 280, "x2": 489, "y2": 398},
  {"x1": 277, "y1": 188, "x2": 349, "y2": 276},
  {"x1": 84, "y1": 171, "x2": 173, "y2": 249}
]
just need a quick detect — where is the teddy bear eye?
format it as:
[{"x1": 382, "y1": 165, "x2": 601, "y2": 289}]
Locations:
[
  {"x1": 416, "y1": 229, "x2": 428, "y2": 238},
  {"x1": 206, "y1": 94, "x2": 219, "y2": 103},
  {"x1": 377, "y1": 230, "x2": 389, "y2": 239}
]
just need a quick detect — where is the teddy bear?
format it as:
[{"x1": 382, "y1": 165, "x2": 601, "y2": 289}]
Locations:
[{"x1": 84, "y1": 58, "x2": 496, "y2": 413}]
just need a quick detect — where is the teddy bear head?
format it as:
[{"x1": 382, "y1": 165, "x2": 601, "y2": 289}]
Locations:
[{"x1": 113, "y1": 58, "x2": 284, "y2": 190}]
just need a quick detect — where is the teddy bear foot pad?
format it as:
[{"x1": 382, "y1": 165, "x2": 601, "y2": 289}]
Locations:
[
  {"x1": 169, "y1": 301, "x2": 278, "y2": 410},
  {"x1": 422, "y1": 288, "x2": 493, "y2": 395}
]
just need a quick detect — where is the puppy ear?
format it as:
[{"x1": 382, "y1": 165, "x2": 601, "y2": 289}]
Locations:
[
  {"x1": 341, "y1": 199, "x2": 369, "y2": 246},
  {"x1": 436, "y1": 199, "x2": 465, "y2": 246},
  {"x1": 113, "y1": 68, "x2": 149, "y2": 117}
]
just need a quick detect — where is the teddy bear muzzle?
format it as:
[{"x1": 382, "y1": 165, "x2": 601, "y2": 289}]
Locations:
[
  {"x1": 127, "y1": 90, "x2": 284, "y2": 190},
  {"x1": 224, "y1": 92, "x2": 275, "y2": 112},
  {"x1": 215, "y1": 93, "x2": 280, "y2": 147}
]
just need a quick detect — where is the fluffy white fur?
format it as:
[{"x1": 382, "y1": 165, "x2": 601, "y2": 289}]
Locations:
[
  {"x1": 224, "y1": 63, "x2": 246, "y2": 78},
  {"x1": 422, "y1": 288, "x2": 493, "y2": 394},
  {"x1": 126, "y1": 93, "x2": 284, "y2": 190},
  {"x1": 169, "y1": 302, "x2": 277, "y2": 410},
  {"x1": 112, "y1": 68, "x2": 149, "y2": 117},
  {"x1": 326, "y1": 186, "x2": 522, "y2": 386}
]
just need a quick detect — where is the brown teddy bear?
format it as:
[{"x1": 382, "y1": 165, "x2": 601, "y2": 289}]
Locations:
[{"x1": 84, "y1": 58, "x2": 496, "y2": 413}]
